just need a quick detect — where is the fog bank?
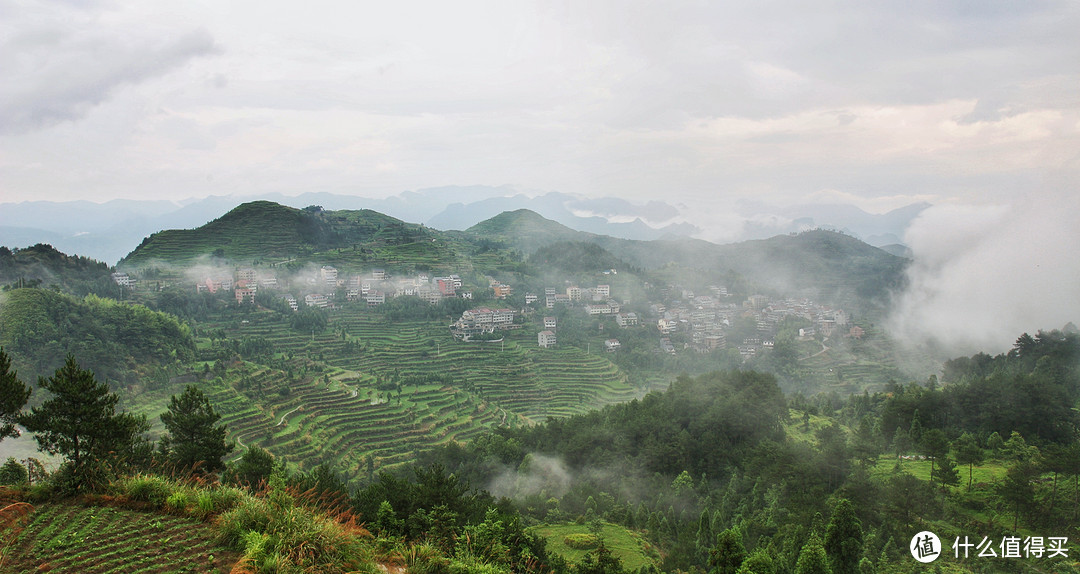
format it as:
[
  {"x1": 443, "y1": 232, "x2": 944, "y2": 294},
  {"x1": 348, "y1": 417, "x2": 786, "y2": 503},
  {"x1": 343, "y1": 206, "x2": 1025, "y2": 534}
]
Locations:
[{"x1": 887, "y1": 193, "x2": 1080, "y2": 356}]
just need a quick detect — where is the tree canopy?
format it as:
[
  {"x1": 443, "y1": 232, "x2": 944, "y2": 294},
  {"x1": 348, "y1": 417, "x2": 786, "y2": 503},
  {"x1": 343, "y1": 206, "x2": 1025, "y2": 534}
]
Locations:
[
  {"x1": 160, "y1": 384, "x2": 234, "y2": 474},
  {"x1": 20, "y1": 355, "x2": 149, "y2": 491},
  {"x1": 0, "y1": 347, "x2": 31, "y2": 441}
]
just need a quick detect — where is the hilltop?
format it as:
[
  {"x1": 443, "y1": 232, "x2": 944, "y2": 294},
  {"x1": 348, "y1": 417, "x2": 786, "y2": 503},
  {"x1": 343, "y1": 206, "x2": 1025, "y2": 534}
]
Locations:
[
  {"x1": 464, "y1": 209, "x2": 906, "y2": 316},
  {"x1": 0, "y1": 244, "x2": 116, "y2": 297},
  {"x1": 120, "y1": 201, "x2": 341, "y2": 264}
]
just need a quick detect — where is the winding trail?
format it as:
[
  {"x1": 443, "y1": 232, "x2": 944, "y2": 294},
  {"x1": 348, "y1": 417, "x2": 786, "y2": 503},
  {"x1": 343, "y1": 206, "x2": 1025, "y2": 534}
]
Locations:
[
  {"x1": 799, "y1": 339, "x2": 830, "y2": 362},
  {"x1": 276, "y1": 405, "x2": 302, "y2": 427}
]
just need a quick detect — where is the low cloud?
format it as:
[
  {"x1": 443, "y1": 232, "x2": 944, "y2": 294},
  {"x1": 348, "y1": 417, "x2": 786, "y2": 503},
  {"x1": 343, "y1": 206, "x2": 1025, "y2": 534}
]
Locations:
[
  {"x1": 487, "y1": 453, "x2": 572, "y2": 501},
  {"x1": 887, "y1": 193, "x2": 1080, "y2": 356},
  {"x1": 0, "y1": 1, "x2": 218, "y2": 134}
]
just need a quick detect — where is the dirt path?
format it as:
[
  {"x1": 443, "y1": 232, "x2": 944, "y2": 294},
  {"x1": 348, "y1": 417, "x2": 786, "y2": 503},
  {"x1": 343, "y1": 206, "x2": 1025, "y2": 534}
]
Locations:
[
  {"x1": 799, "y1": 339, "x2": 830, "y2": 361},
  {"x1": 276, "y1": 405, "x2": 302, "y2": 427}
]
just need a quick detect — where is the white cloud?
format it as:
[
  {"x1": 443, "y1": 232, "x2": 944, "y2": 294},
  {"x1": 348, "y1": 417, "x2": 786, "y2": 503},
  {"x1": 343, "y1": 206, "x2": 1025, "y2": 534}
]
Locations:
[
  {"x1": 0, "y1": 0, "x2": 1078, "y2": 211},
  {"x1": 0, "y1": 1, "x2": 218, "y2": 133},
  {"x1": 888, "y1": 195, "x2": 1080, "y2": 355}
]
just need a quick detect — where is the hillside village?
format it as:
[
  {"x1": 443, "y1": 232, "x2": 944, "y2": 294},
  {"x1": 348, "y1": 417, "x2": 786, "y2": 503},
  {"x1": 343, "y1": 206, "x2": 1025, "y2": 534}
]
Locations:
[{"x1": 113, "y1": 262, "x2": 859, "y2": 363}]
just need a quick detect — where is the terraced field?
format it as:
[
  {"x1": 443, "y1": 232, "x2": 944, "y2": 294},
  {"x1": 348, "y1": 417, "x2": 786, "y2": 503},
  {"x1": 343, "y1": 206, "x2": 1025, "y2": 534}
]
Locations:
[
  {"x1": 169, "y1": 307, "x2": 640, "y2": 481},
  {"x1": 0, "y1": 503, "x2": 237, "y2": 573}
]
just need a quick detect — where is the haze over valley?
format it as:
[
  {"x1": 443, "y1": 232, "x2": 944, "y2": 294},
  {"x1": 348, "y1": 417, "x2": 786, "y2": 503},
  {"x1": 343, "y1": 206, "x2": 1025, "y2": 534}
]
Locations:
[{"x1": 2, "y1": 1, "x2": 1079, "y2": 572}]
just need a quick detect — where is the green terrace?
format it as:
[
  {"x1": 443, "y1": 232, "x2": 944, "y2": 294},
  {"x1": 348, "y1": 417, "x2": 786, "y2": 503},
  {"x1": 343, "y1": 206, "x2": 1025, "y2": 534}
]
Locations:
[{"x1": 135, "y1": 307, "x2": 640, "y2": 482}]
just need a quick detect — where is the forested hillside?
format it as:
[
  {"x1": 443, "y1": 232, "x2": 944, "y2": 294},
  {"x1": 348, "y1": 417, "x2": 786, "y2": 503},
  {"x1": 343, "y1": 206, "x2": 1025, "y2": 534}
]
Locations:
[
  {"x1": 0, "y1": 244, "x2": 116, "y2": 297},
  {"x1": 0, "y1": 288, "x2": 194, "y2": 385},
  {"x1": 414, "y1": 330, "x2": 1080, "y2": 573}
]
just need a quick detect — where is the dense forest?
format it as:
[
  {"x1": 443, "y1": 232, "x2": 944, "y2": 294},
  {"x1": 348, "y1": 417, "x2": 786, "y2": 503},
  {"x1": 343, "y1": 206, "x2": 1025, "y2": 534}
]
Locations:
[{"x1": 0, "y1": 288, "x2": 195, "y2": 385}]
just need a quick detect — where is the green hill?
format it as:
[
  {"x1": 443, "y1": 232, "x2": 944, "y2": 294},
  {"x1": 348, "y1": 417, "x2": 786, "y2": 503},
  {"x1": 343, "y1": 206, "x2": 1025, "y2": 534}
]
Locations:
[
  {"x1": 120, "y1": 201, "x2": 340, "y2": 265},
  {"x1": 465, "y1": 209, "x2": 590, "y2": 253},
  {"x1": 526, "y1": 241, "x2": 637, "y2": 274},
  {"x1": 0, "y1": 288, "x2": 195, "y2": 384},
  {"x1": 120, "y1": 201, "x2": 470, "y2": 272},
  {"x1": 0, "y1": 244, "x2": 116, "y2": 297}
]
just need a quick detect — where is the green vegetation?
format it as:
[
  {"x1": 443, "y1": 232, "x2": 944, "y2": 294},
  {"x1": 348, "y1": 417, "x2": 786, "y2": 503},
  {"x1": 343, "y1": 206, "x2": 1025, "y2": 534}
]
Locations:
[
  {"x1": 529, "y1": 523, "x2": 660, "y2": 570},
  {"x1": 419, "y1": 333, "x2": 1080, "y2": 573},
  {"x1": 121, "y1": 201, "x2": 342, "y2": 264},
  {"x1": 0, "y1": 348, "x2": 31, "y2": 441},
  {"x1": 159, "y1": 385, "x2": 235, "y2": 475},
  {"x1": 4, "y1": 205, "x2": 1077, "y2": 573},
  {"x1": 0, "y1": 244, "x2": 116, "y2": 298},
  {"x1": 0, "y1": 288, "x2": 194, "y2": 383},
  {"x1": 0, "y1": 501, "x2": 238, "y2": 573},
  {"x1": 19, "y1": 356, "x2": 150, "y2": 493}
]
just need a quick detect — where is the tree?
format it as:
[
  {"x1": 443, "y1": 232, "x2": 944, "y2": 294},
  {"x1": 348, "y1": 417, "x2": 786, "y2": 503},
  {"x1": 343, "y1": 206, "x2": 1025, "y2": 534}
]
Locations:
[
  {"x1": 736, "y1": 548, "x2": 776, "y2": 574},
  {"x1": 230, "y1": 445, "x2": 275, "y2": 489},
  {"x1": 159, "y1": 385, "x2": 234, "y2": 474},
  {"x1": 931, "y1": 454, "x2": 961, "y2": 501},
  {"x1": 0, "y1": 457, "x2": 27, "y2": 485},
  {"x1": 919, "y1": 429, "x2": 949, "y2": 487},
  {"x1": 575, "y1": 538, "x2": 626, "y2": 574},
  {"x1": 824, "y1": 498, "x2": 862, "y2": 574},
  {"x1": 953, "y1": 432, "x2": 984, "y2": 491},
  {"x1": 20, "y1": 355, "x2": 148, "y2": 491},
  {"x1": 0, "y1": 347, "x2": 32, "y2": 441},
  {"x1": 795, "y1": 533, "x2": 831, "y2": 574},
  {"x1": 709, "y1": 528, "x2": 746, "y2": 574},
  {"x1": 998, "y1": 460, "x2": 1039, "y2": 530}
]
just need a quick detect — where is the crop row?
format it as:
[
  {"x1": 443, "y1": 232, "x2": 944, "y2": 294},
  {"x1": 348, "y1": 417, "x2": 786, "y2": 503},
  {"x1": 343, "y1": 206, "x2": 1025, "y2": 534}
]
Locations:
[{"x1": 2, "y1": 504, "x2": 231, "y2": 574}]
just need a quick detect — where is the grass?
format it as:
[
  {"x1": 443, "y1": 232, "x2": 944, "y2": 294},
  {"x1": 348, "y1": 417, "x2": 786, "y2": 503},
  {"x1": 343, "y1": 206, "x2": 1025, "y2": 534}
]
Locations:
[
  {"x1": 868, "y1": 455, "x2": 1009, "y2": 489},
  {"x1": 527, "y1": 522, "x2": 661, "y2": 571}
]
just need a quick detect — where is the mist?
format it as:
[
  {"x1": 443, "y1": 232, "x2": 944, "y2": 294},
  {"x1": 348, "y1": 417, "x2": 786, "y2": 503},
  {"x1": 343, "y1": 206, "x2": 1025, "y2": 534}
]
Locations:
[
  {"x1": 887, "y1": 192, "x2": 1080, "y2": 357},
  {"x1": 488, "y1": 453, "x2": 573, "y2": 501}
]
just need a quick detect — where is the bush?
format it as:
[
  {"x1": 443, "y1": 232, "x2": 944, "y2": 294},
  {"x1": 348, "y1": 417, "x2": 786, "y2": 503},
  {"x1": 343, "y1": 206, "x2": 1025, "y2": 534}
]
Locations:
[
  {"x1": 165, "y1": 491, "x2": 191, "y2": 514},
  {"x1": 195, "y1": 486, "x2": 244, "y2": 519},
  {"x1": 121, "y1": 474, "x2": 174, "y2": 507},
  {"x1": 405, "y1": 541, "x2": 450, "y2": 574},
  {"x1": 564, "y1": 533, "x2": 600, "y2": 550}
]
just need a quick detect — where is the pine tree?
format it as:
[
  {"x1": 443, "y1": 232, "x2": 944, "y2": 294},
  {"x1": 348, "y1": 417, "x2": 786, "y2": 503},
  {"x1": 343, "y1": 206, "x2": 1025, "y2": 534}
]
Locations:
[
  {"x1": 736, "y1": 548, "x2": 776, "y2": 574},
  {"x1": 795, "y1": 533, "x2": 831, "y2": 574},
  {"x1": 824, "y1": 498, "x2": 862, "y2": 574},
  {"x1": 932, "y1": 454, "x2": 961, "y2": 499},
  {"x1": 0, "y1": 348, "x2": 32, "y2": 441},
  {"x1": 953, "y1": 432, "x2": 984, "y2": 491},
  {"x1": 230, "y1": 445, "x2": 275, "y2": 489},
  {"x1": 919, "y1": 429, "x2": 949, "y2": 487},
  {"x1": 160, "y1": 384, "x2": 234, "y2": 474},
  {"x1": 20, "y1": 355, "x2": 148, "y2": 491}
]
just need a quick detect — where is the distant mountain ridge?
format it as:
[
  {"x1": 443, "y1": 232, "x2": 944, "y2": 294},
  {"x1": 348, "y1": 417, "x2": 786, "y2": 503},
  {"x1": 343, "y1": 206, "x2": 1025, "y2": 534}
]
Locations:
[
  {"x1": 116, "y1": 201, "x2": 906, "y2": 317},
  {"x1": 1, "y1": 187, "x2": 929, "y2": 264}
]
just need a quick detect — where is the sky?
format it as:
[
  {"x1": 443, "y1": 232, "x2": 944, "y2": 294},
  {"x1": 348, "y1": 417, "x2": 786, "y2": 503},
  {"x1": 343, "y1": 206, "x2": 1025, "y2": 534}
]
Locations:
[{"x1": 1, "y1": 0, "x2": 1079, "y2": 353}]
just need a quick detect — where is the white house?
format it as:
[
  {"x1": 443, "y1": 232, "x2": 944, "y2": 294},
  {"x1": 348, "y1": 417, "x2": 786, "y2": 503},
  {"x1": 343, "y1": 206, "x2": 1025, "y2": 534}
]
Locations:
[{"x1": 538, "y1": 330, "x2": 557, "y2": 348}]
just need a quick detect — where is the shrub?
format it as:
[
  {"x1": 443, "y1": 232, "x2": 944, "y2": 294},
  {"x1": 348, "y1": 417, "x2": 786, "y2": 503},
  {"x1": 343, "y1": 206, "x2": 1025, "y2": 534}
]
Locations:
[
  {"x1": 195, "y1": 486, "x2": 244, "y2": 519},
  {"x1": 121, "y1": 474, "x2": 174, "y2": 507},
  {"x1": 563, "y1": 533, "x2": 600, "y2": 550},
  {"x1": 405, "y1": 541, "x2": 450, "y2": 574},
  {"x1": 165, "y1": 491, "x2": 190, "y2": 514}
]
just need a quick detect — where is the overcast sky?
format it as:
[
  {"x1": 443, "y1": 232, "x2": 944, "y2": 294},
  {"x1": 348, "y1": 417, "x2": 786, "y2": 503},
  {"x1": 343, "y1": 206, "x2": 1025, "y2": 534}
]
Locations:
[
  {"x1": 3, "y1": 0, "x2": 1079, "y2": 353},
  {"x1": 2, "y1": 0, "x2": 1078, "y2": 212}
]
